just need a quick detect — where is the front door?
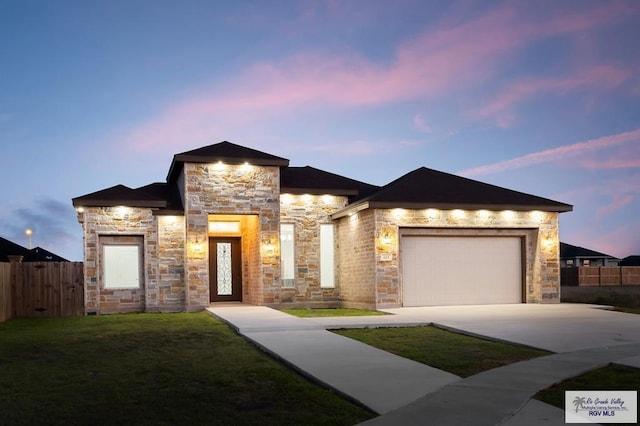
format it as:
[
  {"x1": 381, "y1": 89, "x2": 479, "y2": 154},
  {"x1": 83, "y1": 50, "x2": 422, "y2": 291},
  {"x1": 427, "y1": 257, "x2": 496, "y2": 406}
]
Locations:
[{"x1": 209, "y1": 237, "x2": 242, "y2": 302}]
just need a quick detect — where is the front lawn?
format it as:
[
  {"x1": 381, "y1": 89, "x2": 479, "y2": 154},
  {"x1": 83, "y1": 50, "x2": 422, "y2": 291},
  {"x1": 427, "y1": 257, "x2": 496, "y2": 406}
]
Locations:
[
  {"x1": 281, "y1": 308, "x2": 387, "y2": 317},
  {"x1": 535, "y1": 364, "x2": 640, "y2": 408},
  {"x1": 0, "y1": 313, "x2": 373, "y2": 425},
  {"x1": 334, "y1": 326, "x2": 551, "y2": 377}
]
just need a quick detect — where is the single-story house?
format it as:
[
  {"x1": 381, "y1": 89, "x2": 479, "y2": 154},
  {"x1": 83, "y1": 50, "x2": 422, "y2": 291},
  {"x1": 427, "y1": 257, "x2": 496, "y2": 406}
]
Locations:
[
  {"x1": 0, "y1": 236, "x2": 69, "y2": 262},
  {"x1": 620, "y1": 256, "x2": 640, "y2": 266},
  {"x1": 560, "y1": 242, "x2": 620, "y2": 267},
  {"x1": 72, "y1": 141, "x2": 572, "y2": 314}
]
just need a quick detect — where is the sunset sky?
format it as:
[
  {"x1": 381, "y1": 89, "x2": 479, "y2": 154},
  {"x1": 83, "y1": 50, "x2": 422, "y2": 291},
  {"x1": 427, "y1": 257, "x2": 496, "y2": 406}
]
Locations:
[{"x1": 1, "y1": 0, "x2": 639, "y2": 261}]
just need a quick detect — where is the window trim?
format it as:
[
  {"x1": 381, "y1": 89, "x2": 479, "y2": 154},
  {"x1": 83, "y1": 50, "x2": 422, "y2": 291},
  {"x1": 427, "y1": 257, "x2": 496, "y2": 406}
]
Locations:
[
  {"x1": 280, "y1": 223, "x2": 295, "y2": 288},
  {"x1": 103, "y1": 243, "x2": 142, "y2": 289},
  {"x1": 320, "y1": 223, "x2": 335, "y2": 288}
]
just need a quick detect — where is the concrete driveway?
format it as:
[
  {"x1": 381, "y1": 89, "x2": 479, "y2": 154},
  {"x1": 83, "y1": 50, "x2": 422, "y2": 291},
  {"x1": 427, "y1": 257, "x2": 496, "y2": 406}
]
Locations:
[
  {"x1": 211, "y1": 303, "x2": 640, "y2": 424},
  {"x1": 309, "y1": 303, "x2": 640, "y2": 354}
]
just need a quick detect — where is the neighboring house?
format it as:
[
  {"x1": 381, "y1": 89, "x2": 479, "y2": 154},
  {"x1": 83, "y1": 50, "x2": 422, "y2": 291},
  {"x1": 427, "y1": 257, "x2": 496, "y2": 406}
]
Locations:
[
  {"x1": 560, "y1": 242, "x2": 620, "y2": 267},
  {"x1": 72, "y1": 141, "x2": 573, "y2": 314},
  {"x1": 620, "y1": 256, "x2": 640, "y2": 266},
  {"x1": 0, "y1": 236, "x2": 69, "y2": 262}
]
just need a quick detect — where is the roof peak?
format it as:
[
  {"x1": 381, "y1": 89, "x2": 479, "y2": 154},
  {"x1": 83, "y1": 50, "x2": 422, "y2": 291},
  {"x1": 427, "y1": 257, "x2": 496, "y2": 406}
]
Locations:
[{"x1": 167, "y1": 141, "x2": 289, "y2": 181}]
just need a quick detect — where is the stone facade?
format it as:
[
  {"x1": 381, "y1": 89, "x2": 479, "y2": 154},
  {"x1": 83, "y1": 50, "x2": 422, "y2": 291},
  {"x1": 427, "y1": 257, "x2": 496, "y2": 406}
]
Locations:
[
  {"x1": 335, "y1": 208, "x2": 560, "y2": 309},
  {"x1": 181, "y1": 162, "x2": 281, "y2": 310},
  {"x1": 279, "y1": 193, "x2": 348, "y2": 306},
  {"x1": 336, "y1": 209, "x2": 377, "y2": 308},
  {"x1": 79, "y1": 207, "x2": 159, "y2": 314},
  {"x1": 74, "y1": 143, "x2": 568, "y2": 314}
]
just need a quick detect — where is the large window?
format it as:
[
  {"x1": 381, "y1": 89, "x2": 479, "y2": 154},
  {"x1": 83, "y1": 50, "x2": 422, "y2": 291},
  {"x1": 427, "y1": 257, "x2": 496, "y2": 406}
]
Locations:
[
  {"x1": 104, "y1": 245, "x2": 141, "y2": 289},
  {"x1": 280, "y1": 224, "x2": 295, "y2": 287},
  {"x1": 320, "y1": 224, "x2": 335, "y2": 288}
]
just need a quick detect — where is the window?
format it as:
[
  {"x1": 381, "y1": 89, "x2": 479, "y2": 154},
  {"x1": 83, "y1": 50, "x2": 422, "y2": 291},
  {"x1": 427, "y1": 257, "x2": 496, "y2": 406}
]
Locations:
[
  {"x1": 583, "y1": 259, "x2": 590, "y2": 266},
  {"x1": 280, "y1": 224, "x2": 295, "y2": 287},
  {"x1": 104, "y1": 245, "x2": 141, "y2": 289},
  {"x1": 320, "y1": 224, "x2": 335, "y2": 288}
]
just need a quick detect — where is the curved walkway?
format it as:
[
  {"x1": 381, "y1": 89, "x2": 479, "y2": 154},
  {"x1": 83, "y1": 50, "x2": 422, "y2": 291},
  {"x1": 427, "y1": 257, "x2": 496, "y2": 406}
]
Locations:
[{"x1": 208, "y1": 304, "x2": 640, "y2": 425}]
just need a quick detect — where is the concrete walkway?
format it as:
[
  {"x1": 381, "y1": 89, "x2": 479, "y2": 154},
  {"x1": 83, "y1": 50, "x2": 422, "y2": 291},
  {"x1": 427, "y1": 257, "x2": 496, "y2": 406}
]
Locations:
[
  {"x1": 207, "y1": 304, "x2": 460, "y2": 414},
  {"x1": 208, "y1": 304, "x2": 640, "y2": 425}
]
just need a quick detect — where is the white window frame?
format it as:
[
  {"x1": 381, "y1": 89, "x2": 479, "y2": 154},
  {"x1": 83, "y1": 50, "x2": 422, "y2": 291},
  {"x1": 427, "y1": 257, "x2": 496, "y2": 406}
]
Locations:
[
  {"x1": 320, "y1": 223, "x2": 335, "y2": 288},
  {"x1": 280, "y1": 223, "x2": 295, "y2": 288},
  {"x1": 103, "y1": 245, "x2": 141, "y2": 289}
]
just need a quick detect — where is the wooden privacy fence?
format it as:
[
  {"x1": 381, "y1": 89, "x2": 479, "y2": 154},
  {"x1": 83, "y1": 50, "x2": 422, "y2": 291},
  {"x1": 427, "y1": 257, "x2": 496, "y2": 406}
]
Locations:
[
  {"x1": 561, "y1": 266, "x2": 640, "y2": 286},
  {"x1": 0, "y1": 261, "x2": 84, "y2": 322},
  {"x1": 0, "y1": 263, "x2": 10, "y2": 322}
]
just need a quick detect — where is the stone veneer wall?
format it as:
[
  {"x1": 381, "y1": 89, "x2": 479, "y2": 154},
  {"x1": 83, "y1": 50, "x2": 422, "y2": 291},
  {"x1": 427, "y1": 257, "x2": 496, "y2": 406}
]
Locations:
[
  {"x1": 371, "y1": 208, "x2": 561, "y2": 307},
  {"x1": 182, "y1": 163, "x2": 280, "y2": 310},
  {"x1": 279, "y1": 194, "x2": 348, "y2": 306},
  {"x1": 79, "y1": 206, "x2": 161, "y2": 314},
  {"x1": 335, "y1": 209, "x2": 377, "y2": 309},
  {"x1": 156, "y1": 215, "x2": 186, "y2": 311}
]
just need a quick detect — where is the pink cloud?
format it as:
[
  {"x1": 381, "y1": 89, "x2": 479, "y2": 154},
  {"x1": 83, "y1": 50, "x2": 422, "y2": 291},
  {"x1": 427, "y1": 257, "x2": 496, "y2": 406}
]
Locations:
[
  {"x1": 460, "y1": 128, "x2": 640, "y2": 177},
  {"x1": 566, "y1": 225, "x2": 640, "y2": 259},
  {"x1": 119, "y1": 2, "x2": 634, "y2": 152},
  {"x1": 475, "y1": 65, "x2": 629, "y2": 126},
  {"x1": 597, "y1": 194, "x2": 634, "y2": 218}
]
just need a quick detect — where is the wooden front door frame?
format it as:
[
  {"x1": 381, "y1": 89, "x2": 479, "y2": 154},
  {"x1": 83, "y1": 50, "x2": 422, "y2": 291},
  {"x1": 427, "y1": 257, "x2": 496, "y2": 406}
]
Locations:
[{"x1": 209, "y1": 237, "x2": 242, "y2": 302}]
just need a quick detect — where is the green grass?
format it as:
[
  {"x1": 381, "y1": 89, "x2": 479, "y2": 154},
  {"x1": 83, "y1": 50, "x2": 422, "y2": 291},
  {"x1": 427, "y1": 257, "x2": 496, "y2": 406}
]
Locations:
[
  {"x1": 281, "y1": 308, "x2": 387, "y2": 317},
  {"x1": 615, "y1": 306, "x2": 640, "y2": 314},
  {"x1": 535, "y1": 364, "x2": 640, "y2": 409},
  {"x1": 0, "y1": 313, "x2": 373, "y2": 426},
  {"x1": 334, "y1": 326, "x2": 551, "y2": 377}
]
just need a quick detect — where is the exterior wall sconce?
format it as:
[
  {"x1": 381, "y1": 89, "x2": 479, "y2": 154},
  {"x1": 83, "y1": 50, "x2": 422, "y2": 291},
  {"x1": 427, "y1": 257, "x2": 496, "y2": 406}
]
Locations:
[
  {"x1": 263, "y1": 239, "x2": 276, "y2": 254},
  {"x1": 381, "y1": 232, "x2": 393, "y2": 246},
  {"x1": 189, "y1": 237, "x2": 205, "y2": 259}
]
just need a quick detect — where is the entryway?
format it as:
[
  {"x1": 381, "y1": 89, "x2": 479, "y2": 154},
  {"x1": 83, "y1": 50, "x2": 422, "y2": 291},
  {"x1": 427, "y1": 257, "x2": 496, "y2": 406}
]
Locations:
[{"x1": 209, "y1": 237, "x2": 242, "y2": 302}]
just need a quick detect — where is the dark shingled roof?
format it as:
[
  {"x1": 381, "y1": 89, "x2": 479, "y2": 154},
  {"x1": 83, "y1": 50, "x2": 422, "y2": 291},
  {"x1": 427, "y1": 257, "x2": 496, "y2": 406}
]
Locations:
[
  {"x1": 72, "y1": 142, "x2": 573, "y2": 216},
  {"x1": 560, "y1": 242, "x2": 619, "y2": 260},
  {"x1": 281, "y1": 166, "x2": 380, "y2": 199},
  {"x1": 620, "y1": 255, "x2": 640, "y2": 266},
  {"x1": 72, "y1": 184, "x2": 167, "y2": 208},
  {"x1": 0, "y1": 237, "x2": 69, "y2": 262},
  {"x1": 136, "y1": 183, "x2": 184, "y2": 213},
  {"x1": 349, "y1": 167, "x2": 573, "y2": 212},
  {"x1": 29, "y1": 247, "x2": 69, "y2": 262},
  {"x1": 167, "y1": 141, "x2": 289, "y2": 181}
]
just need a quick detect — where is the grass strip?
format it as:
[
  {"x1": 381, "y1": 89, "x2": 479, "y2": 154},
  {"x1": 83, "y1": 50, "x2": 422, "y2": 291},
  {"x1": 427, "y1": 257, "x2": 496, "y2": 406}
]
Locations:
[
  {"x1": 535, "y1": 364, "x2": 640, "y2": 409},
  {"x1": 334, "y1": 325, "x2": 551, "y2": 377}
]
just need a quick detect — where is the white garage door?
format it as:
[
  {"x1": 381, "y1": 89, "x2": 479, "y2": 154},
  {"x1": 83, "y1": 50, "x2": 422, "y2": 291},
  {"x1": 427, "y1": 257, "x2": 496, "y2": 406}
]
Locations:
[{"x1": 401, "y1": 236, "x2": 522, "y2": 306}]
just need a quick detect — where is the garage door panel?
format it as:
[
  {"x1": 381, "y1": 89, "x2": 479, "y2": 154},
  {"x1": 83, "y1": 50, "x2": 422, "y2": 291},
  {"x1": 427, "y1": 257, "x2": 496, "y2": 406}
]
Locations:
[{"x1": 401, "y1": 236, "x2": 522, "y2": 306}]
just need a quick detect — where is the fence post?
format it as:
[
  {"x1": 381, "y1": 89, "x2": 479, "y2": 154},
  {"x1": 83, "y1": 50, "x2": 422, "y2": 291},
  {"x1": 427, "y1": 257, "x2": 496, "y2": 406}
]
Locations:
[{"x1": 7, "y1": 256, "x2": 23, "y2": 319}]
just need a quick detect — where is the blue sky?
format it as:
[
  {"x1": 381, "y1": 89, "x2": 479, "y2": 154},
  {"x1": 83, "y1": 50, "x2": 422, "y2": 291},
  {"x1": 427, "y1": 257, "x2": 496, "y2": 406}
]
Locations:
[{"x1": 1, "y1": 0, "x2": 639, "y2": 261}]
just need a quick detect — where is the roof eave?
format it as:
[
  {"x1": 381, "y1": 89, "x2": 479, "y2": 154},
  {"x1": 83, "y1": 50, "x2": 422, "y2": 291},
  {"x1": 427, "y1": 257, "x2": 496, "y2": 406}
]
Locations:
[
  {"x1": 280, "y1": 187, "x2": 359, "y2": 196},
  {"x1": 167, "y1": 155, "x2": 290, "y2": 181},
  {"x1": 72, "y1": 199, "x2": 167, "y2": 208},
  {"x1": 365, "y1": 201, "x2": 573, "y2": 212},
  {"x1": 331, "y1": 202, "x2": 370, "y2": 219},
  {"x1": 153, "y1": 209, "x2": 185, "y2": 216},
  {"x1": 332, "y1": 201, "x2": 572, "y2": 218}
]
